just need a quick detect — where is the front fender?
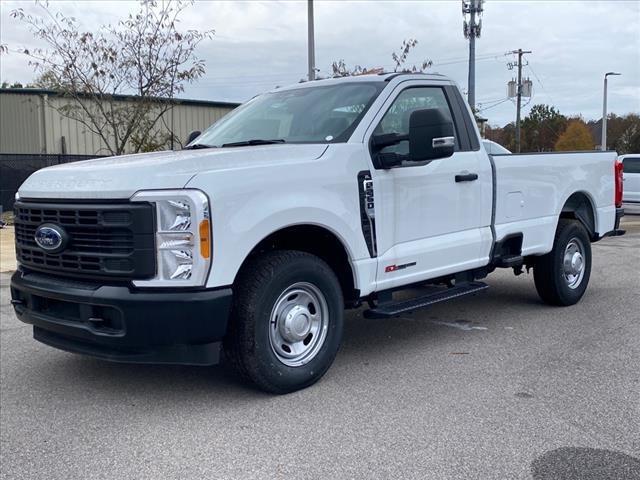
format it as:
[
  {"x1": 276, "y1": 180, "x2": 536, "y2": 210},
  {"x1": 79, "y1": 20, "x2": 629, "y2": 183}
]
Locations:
[
  {"x1": 209, "y1": 204, "x2": 367, "y2": 288},
  {"x1": 184, "y1": 143, "x2": 374, "y2": 289},
  {"x1": 187, "y1": 167, "x2": 371, "y2": 288}
]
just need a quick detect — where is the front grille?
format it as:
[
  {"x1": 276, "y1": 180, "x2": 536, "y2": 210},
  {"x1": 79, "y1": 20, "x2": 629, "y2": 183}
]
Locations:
[{"x1": 14, "y1": 200, "x2": 156, "y2": 280}]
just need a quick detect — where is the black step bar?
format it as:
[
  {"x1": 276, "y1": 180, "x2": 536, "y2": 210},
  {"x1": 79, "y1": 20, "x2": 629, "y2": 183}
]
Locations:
[
  {"x1": 496, "y1": 254, "x2": 523, "y2": 268},
  {"x1": 364, "y1": 281, "x2": 489, "y2": 319}
]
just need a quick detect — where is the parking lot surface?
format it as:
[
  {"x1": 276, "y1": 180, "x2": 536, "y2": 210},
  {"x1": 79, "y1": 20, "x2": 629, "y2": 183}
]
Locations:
[{"x1": 1, "y1": 218, "x2": 639, "y2": 480}]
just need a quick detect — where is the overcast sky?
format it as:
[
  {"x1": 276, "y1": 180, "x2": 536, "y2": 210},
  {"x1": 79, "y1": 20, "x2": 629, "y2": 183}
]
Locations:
[{"x1": 1, "y1": 0, "x2": 638, "y2": 126}]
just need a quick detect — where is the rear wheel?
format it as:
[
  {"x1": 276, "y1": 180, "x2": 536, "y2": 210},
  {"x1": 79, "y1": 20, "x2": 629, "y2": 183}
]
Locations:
[
  {"x1": 533, "y1": 219, "x2": 592, "y2": 306},
  {"x1": 224, "y1": 250, "x2": 344, "y2": 393}
]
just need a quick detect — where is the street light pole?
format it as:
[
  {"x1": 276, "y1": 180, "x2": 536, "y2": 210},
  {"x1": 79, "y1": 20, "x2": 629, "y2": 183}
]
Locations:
[
  {"x1": 601, "y1": 72, "x2": 621, "y2": 151},
  {"x1": 307, "y1": 0, "x2": 316, "y2": 81}
]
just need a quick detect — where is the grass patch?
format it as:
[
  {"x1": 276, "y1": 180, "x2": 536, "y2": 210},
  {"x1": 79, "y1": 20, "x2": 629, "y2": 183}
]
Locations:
[{"x1": 1, "y1": 210, "x2": 14, "y2": 226}]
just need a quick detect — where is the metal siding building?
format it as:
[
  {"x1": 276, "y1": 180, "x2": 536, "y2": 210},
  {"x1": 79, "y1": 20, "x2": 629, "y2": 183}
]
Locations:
[{"x1": 0, "y1": 89, "x2": 239, "y2": 155}]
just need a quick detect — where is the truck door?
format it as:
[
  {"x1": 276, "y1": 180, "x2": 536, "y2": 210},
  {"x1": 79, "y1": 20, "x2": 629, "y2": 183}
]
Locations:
[{"x1": 366, "y1": 82, "x2": 493, "y2": 290}]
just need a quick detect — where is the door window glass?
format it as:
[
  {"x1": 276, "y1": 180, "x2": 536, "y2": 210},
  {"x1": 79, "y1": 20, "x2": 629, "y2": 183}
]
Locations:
[
  {"x1": 373, "y1": 87, "x2": 458, "y2": 158},
  {"x1": 623, "y1": 157, "x2": 640, "y2": 174}
]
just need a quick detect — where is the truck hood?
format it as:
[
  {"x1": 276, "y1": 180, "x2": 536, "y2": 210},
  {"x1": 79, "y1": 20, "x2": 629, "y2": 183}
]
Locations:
[{"x1": 18, "y1": 144, "x2": 328, "y2": 200}]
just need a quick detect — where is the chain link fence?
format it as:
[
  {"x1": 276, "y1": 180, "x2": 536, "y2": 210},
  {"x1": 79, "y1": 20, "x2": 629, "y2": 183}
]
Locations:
[{"x1": 0, "y1": 154, "x2": 106, "y2": 212}]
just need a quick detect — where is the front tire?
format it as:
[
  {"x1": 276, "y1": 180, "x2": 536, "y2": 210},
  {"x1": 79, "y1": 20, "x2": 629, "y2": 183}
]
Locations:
[
  {"x1": 224, "y1": 250, "x2": 344, "y2": 394},
  {"x1": 533, "y1": 219, "x2": 592, "y2": 306}
]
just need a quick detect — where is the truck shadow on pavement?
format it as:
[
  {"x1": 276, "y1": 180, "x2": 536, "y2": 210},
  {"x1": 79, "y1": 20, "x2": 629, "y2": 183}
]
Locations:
[
  {"x1": 37, "y1": 278, "x2": 544, "y2": 397},
  {"x1": 531, "y1": 447, "x2": 640, "y2": 480}
]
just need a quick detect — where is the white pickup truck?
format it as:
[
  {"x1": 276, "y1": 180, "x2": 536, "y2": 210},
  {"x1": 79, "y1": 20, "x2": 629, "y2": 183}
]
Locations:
[{"x1": 11, "y1": 73, "x2": 625, "y2": 393}]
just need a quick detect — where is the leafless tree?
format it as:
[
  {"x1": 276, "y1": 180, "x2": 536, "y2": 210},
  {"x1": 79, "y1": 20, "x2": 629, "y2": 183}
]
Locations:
[
  {"x1": 331, "y1": 39, "x2": 432, "y2": 78},
  {"x1": 11, "y1": 0, "x2": 214, "y2": 155}
]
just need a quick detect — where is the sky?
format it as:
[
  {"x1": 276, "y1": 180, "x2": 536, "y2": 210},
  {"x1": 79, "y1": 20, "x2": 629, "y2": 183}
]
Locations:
[{"x1": 1, "y1": 0, "x2": 639, "y2": 126}]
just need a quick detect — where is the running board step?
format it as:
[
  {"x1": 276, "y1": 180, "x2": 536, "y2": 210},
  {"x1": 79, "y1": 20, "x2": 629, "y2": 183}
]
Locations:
[{"x1": 364, "y1": 281, "x2": 489, "y2": 319}]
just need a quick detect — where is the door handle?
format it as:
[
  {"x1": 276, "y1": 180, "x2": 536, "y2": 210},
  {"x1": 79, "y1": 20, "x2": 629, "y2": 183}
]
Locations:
[{"x1": 455, "y1": 173, "x2": 479, "y2": 182}]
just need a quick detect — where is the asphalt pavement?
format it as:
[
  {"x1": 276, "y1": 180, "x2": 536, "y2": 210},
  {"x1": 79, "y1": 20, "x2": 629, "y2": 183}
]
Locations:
[{"x1": 1, "y1": 218, "x2": 639, "y2": 480}]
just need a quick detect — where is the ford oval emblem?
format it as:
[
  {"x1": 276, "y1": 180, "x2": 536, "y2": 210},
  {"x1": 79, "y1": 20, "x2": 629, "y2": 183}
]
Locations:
[{"x1": 34, "y1": 223, "x2": 68, "y2": 253}]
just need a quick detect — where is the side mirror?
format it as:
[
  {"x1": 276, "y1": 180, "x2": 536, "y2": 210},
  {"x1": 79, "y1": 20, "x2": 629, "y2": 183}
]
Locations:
[
  {"x1": 408, "y1": 109, "x2": 455, "y2": 162},
  {"x1": 370, "y1": 132, "x2": 408, "y2": 169},
  {"x1": 371, "y1": 132, "x2": 408, "y2": 150},
  {"x1": 186, "y1": 130, "x2": 201, "y2": 145}
]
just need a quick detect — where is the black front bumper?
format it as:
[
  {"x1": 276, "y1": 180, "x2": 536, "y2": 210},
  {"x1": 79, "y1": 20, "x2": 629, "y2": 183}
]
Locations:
[{"x1": 10, "y1": 270, "x2": 232, "y2": 365}]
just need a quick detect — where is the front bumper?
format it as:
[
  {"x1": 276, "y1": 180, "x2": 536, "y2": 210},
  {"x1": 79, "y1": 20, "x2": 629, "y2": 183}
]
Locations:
[{"x1": 10, "y1": 269, "x2": 232, "y2": 365}]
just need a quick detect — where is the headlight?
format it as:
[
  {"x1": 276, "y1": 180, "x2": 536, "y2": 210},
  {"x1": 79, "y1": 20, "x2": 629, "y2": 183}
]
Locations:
[{"x1": 130, "y1": 189, "x2": 211, "y2": 287}]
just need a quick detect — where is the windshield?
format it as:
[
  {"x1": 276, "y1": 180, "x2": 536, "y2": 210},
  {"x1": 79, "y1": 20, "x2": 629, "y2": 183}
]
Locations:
[{"x1": 192, "y1": 82, "x2": 385, "y2": 147}]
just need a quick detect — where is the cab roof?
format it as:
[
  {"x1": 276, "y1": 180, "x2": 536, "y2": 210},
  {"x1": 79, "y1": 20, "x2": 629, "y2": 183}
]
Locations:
[{"x1": 269, "y1": 72, "x2": 452, "y2": 93}]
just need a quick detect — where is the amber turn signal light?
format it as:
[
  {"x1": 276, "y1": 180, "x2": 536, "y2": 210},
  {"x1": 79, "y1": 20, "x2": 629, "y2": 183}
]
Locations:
[{"x1": 199, "y1": 219, "x2": 211, "y2": 259}]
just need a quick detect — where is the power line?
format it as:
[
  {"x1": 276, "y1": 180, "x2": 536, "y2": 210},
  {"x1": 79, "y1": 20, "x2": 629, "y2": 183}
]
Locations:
[
  {"x1": 477, "y1": 97, "x2": 508, "y2": 104},
  {"x1": 526, "y1": 61, "x2": 557, "y2": 107},
  {"x1": 197, "y1": 72, "x2": 306, "y2": 81},
  {"x1": 479, "y1": 97, "x2": 510, "y2": 106},
  {"x1": 526, "y1": 62, "x2": 544, "y2": 90},
  {"x1": 477, "y1": 98, "x2": 510, "y2": 112}
]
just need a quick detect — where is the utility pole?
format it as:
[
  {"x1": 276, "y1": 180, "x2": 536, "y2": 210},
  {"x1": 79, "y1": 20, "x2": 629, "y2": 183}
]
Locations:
[
  {"x1": 462, "y1": 0, "x2": 483, "y2": 111},
  {"x1": 601, "y1": 71, "x2": 621, "y2": 150},
  {"x1": 511, "y1": 48, "x2": 531, "y2": 153},
  {"x1": 307, "y1": 0, "x2": 316, "y2": 81}
]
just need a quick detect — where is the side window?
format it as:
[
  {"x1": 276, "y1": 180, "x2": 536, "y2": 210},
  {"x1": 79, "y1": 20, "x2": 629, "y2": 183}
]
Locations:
[
  {"x1": 373, "y1": 87, "x2": 459, "y2": 158},
  {"x1": 623, "y1": 157, "x2": 640, "y2": 174}
]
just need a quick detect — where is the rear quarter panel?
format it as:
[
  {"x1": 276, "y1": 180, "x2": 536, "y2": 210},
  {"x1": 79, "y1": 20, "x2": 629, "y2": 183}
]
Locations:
[{"x1": 492, "y1": 151, "x2": 617, "y2": 255}]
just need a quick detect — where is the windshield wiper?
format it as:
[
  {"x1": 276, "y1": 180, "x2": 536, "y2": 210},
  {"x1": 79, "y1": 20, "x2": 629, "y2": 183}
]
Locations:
[
  {"x1": 221, "y1": 139, "x2": 286, "y2": 148},
  {"x1": 184, "y1": 143, "x2": 217, "y2": 150}
]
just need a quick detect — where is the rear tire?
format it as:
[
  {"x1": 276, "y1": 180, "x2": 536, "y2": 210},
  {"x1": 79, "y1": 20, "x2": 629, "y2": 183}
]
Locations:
[
  {"x1": 533, "y1": 219, "x2": 592, "y2": 306},
  {"x1": 224, "y1": 250, "x2": 344, "y2": 394}
]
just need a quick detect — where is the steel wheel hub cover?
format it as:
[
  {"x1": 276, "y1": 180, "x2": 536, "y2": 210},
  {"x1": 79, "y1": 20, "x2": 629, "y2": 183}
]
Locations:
[
  {"x1": 563, "y1": 238, "x2": 586, "y2": 289},
  {"x1": 280, "y1": 305, "x2": 312, "y2": 342},
  {"x1": 269, "y1": 282, "x2": 329, "y2": 367}
]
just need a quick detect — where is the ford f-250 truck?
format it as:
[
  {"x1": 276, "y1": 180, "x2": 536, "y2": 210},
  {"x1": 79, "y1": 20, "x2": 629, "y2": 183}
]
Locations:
[{"x1": 11, "y1": 73, "x2": 625, "y2": 393}]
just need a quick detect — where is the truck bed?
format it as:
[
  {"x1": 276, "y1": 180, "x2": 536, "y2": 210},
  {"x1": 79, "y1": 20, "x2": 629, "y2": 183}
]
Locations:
[{"x1": 491, "y1": 151, "x2": 617, "y2": 256}]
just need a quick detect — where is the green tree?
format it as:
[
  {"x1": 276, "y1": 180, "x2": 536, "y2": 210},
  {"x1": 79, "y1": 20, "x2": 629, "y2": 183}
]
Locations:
[
  {"x1": 588, "y1": 113, "x2": 640, "y2": 154},
  {"x1": 521, "y1": 104, "x2": 567, "y2": 152},
  {"x1": 0, "y1": 81, "x2": 25, "y2": 88},
  {"x1": 555, "y1": 120, "x2": 594, "y2": 151},
  {"x1": 486, "y1": 122, "x2": 516, "y2": 152}
]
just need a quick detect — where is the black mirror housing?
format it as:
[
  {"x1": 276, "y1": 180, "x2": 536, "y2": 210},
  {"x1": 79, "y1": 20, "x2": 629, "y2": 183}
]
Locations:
[
  {"x1": 371, "y1": 132, "x2": 408, "y2": 150},
  {"x1": 408, "y1": 109, "x2": 455, "y2": 162},
  {"x1": 186, "y1": 130, "x2": 201, "y2": 145}
]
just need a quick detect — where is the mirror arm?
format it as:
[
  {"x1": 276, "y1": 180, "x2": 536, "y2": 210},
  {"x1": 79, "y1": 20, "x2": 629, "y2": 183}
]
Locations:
[{"x1": 377, "y1": 152, "x2": 404, "y2": 169}]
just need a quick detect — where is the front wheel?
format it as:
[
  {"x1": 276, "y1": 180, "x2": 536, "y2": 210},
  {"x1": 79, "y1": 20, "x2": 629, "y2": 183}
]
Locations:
[
  {"x1": 533, "y1": 219, "x2": 592, "y2": 306},
  {"x1": 224, "y1": 250, "x2": 344, "y2": 394}
]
